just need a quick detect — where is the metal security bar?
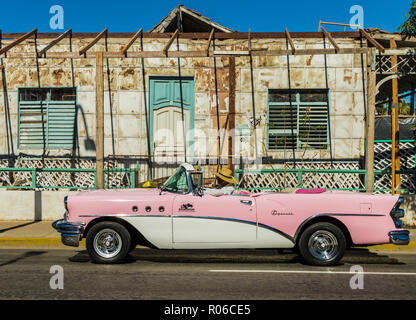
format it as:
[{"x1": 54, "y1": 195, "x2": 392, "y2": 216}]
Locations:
[{"x1": 267, "y1": 89, "x2": 330, "y2": 151}]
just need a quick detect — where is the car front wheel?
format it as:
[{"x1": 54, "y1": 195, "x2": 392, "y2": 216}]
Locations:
[
  {"x1": 298, "y1": 222, "x2": 346, "y2": 266},
  {"x1": 86, "y1": 222, "x2": 131, "y2": 264}
]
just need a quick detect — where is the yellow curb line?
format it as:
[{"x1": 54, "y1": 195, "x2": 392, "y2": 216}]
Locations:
[
  {"x1": 0, "y1": 238, "x2": 85, "y2": 246},
  {"x1": 356, "y1": 241, "x2": 416, "y2": 251}
]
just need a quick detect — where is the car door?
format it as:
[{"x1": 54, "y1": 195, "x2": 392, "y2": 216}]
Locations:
[{"x1": 172, "y1": 193, "x2": 257, "y2": 247}]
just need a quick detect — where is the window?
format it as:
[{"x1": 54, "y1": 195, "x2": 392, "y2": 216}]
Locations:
[
  {"x1": 18, "y1": 87, "x2": 76, "y2": 149},
  {"x1": 267, "y1": 89, "x2": 329, "y2": 150}
]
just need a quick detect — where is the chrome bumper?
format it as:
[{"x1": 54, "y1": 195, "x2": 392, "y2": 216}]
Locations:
[
  {"x1": 389, "y1": 230, "x2": 410, "y2": 245},
  {"x1": 52, "y1": 219, "x2": 85, "y2": 247}
]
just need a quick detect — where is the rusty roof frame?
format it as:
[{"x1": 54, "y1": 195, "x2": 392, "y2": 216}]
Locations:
[
  {"x1": 0, "y1": 31, "x2": 362, "y2": 40},
  {"x1": 0, "y1": 29, "x2": 37, "y2": 56},
  {"x1": 79, "y1": 28, "x2": 108, "y2": 56},
  {"x1": 37, "y1": 29, "x2": 72, "y2": 57},
  {"x1": 0, "y1": 28, "x2": 408, "y2": 60},
  {"x1": 321, "y1": 27, "x2": 340, "y2": 52},
  {"x1": 120, "y1": 28, "x2": 143, "y2": 55}
]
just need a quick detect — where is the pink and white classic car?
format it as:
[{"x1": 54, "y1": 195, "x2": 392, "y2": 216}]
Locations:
[{"x1": 53, "y1": 163, "x2": 409, "y2": 266}]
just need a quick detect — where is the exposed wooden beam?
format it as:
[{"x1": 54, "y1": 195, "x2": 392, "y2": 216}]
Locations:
[
  {"x1": 162, "y1": 29, "x2": 178, "y2": 56},
  {"x1": 285, "y1": 28, "x2": 295, "y2": 54},
  {"x1": 79, "y1": 28, "x2": 107, "y2": 56},
  {"x1": 1, "y1": 47, "x2": 370, "y2": 60},
  {"x1": 228, "y1": 56, "x2": 236, "y2": 172},
  {"x1": 37, "y1": 29, "x2": 72, "y2": 57},
  {"x1": 0, "y1": 29, "x2": 37, "y2": 56},
  {"x1": 365, "y1": 49, "x2": 376, "y2": 193},
  {"x1": 321, "y1": 27, "x2": 340, "y2": 52},
  {"x1": 205, "y1": 28, "x2": 214, "y2": 56},
  {"x1": 120, "y1": 28, "x2": 142, "y2": 55},
  {"x1": 360, "y1": 28, "x2": 385, "y2": 53},
  {"x1": 95, "y1": 51, "x2": 104, "y2": 189},
  {"x1": 390, "y1": 39, "x2": 400, "y2": 194}
]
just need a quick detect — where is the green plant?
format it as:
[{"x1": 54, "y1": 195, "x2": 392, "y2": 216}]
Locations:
[{"x1": 398, "y1": 1, "x2": 416, "y2": 38}]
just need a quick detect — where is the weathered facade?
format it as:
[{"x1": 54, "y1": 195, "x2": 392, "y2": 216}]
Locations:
[{"x1": 0, "y1": 5, "x2": 410, "y2": 192}]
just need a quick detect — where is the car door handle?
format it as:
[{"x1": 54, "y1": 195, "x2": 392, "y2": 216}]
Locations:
[{"x1": 240, "y1": 200, "x2": 252, "y2": 205}]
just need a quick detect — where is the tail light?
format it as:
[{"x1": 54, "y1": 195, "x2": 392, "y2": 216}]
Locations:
[{"x1": 390, "y1": 196, "x2": 405, "y2": 228}]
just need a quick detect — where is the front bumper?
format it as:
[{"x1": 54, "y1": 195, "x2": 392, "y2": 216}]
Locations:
[
  {"x1": 389, "y1": 230, "x2": 410, "y2": 245},
  {"x1": 52, "y1": 219, "x2": 85, "y2": 247}
]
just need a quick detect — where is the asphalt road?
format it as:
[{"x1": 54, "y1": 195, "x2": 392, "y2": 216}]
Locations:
[{"x1": 0, "y1": 247, "x2": 416, "y2": 300}]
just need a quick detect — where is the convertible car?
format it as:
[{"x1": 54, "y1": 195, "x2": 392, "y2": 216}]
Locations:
[{"x1": 53, "y1": 163, "x2": 409, "y2": 266}]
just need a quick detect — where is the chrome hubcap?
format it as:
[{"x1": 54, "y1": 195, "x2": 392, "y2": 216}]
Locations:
[
  {"x1": 308, "y1": 230, "x2": 338, "y2": 261},
  {"x1": 93, "y1": 229, "x2": 122, "y2": 259}
]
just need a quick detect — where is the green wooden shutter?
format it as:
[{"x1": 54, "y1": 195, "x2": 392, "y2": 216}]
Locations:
[
  {"x1": 47, "y1": 101, "x2": 76, "y2": 149},
  {"x1": 18, "y1": 88, "x2": 76, "y2": 150},
  {"x1": 18, "y1": 101, "x2": 48, "y2": 149}
]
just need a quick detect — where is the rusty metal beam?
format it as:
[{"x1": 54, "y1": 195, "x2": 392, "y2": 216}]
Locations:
[
  {"x1": 285, "y1": 28, "x2": 295, "y2": 54},
  {"x1": 162, "y1": 29, "x2": 178, "y2": 56},
  {"x1": 120, "y1": 28, "x2": 142, "y2": 55},
  {"x1": 1, "y1": 31, "x2": 362, "y2": 40},
  {"x1": 37, "y1": 29, "x2": 72, "y2": 57},
  {"x1": 321, "y1": 27, "x2": 340, "y2": 52},
  {"x1": 205, "y1": 28, "x2": 214, "y2": 56},
  {"x1": 79, "y1": 28, "x2": 107, "y2": 55},
  {"x1": 360, "y1": 28, "x2": 385, "y2": 53},
  {"x1": 0, "y1": 29, "x2": 37, "y2": 56},
  {"x1": 248, "y1": 28, "x2": 252, "y2": 53}
]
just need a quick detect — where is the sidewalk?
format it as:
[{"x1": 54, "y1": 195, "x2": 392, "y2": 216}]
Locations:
[
  {"x1": 0, "y1": 220, "x2": 85, "y2": 248},
  {"x1": 0, "y1": 220, "x2": 415, "y2": 251}
]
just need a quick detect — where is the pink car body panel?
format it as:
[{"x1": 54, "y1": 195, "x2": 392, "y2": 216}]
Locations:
[{"x1": 65, "y1": 187, "x2": 403, "y2": 247}]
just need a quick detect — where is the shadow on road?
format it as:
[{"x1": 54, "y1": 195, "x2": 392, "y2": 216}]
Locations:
[
  {"x1": 67, "y1": 247, "x2": 404, "y2": 265},
  {"x1": 0, "y1": 251, "x2": 46, "y2": 267}
]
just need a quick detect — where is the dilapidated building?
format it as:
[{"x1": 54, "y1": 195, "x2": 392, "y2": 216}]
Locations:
[{"x1": 0, "y1": 5, "x2": 415, "y2": 195}]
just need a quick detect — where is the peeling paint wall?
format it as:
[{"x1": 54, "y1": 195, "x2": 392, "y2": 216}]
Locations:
[{"x1": 0, "y1": 36, "x2": 367, "y2": 172}]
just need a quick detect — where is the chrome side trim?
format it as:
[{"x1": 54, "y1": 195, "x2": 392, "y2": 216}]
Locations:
[{"x1": 79, "y1": 214, "x2": 171, "y2": 218}]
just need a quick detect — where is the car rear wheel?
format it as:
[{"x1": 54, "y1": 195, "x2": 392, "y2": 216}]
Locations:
[
  {"x1": 298, "y1": 222, "x2": 346, "y2": 266},
  {"x1": 86, "y1": 222, "x2": 131, "y2": 264}
]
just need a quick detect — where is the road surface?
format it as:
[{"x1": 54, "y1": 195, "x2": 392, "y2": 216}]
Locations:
[{"x1": 0, "y1": 247, "x2": 415, "y2": 301}]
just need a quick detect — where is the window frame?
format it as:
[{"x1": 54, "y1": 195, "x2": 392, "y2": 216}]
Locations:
[
  {"x1": 17, "y1": 86, "x2": 77, "y2": 150},
  {"x1": 267, "y1": 89, "x2": 330, "y2": 151}
]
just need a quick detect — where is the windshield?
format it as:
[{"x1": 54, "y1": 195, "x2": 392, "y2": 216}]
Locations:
[{"x1": 161, "y1": 167, "x2": 189, "y2": 193}]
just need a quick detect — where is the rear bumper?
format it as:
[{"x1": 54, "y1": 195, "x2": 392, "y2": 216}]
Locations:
[
  {"x1": 389, "y1": 230, "x2": 410, "y2": 245},
  {"x1": 52, "y1": 219, "x2": 85, "y2": 247}
]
